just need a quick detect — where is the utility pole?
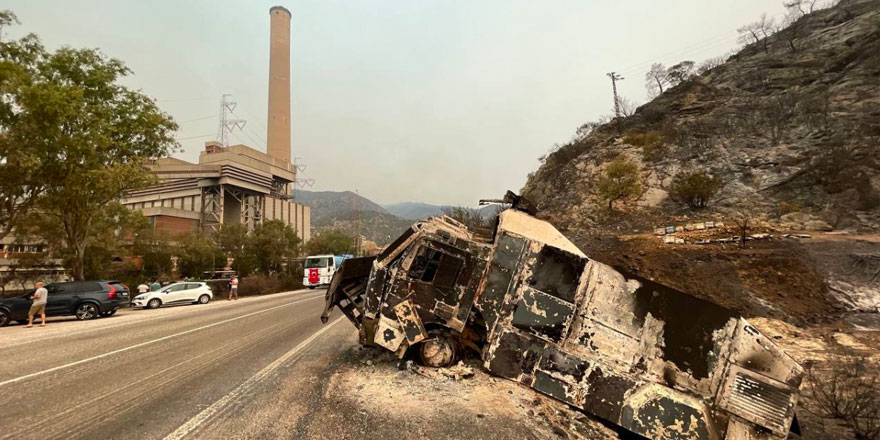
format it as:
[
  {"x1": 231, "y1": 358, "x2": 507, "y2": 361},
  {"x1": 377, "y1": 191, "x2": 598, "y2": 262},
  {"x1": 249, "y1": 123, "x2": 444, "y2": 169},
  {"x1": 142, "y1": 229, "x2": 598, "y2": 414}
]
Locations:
[
  {"x1": 606, "y1": 72, "x2": 624, "y2": 133},
  {"x1": 217, "y1": 94, "x2": 247, "y2": 147}
]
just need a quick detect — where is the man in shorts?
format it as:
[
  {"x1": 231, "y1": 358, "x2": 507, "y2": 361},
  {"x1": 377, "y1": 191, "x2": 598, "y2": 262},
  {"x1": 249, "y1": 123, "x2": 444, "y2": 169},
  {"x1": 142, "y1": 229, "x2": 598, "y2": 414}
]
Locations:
[
  {"x1": 26, "y1": 281, "x2": 48, "y2": 328},
  {"x1": 228, "y1": 276, "x2": 239, "y2": 301}
]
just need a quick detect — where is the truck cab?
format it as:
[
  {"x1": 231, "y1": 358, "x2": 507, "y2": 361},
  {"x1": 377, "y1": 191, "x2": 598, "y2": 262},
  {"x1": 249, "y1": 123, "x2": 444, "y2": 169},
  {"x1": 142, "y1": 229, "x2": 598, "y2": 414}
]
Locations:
[
  {"x1": 322, "y1": 208, "x2": 803, "y2": 440},
  {"x1": 304, "y1": 255, "x2": 349, "y2": 289}
]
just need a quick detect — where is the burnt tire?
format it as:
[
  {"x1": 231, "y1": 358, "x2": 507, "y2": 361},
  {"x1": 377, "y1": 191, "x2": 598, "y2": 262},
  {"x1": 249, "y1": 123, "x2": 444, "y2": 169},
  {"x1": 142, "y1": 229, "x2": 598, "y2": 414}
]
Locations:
[
  {"x1": 0, "y1": 309, "x2": 10, "y2": 327},
  {"x1": 75, "y1": 303, "x2": 99, "y2": 321},
  {"x1": 147, "y1": 298, "x2": 161, "y2": 309},
  {"x1": 418, "y1": 331, "x2": 457, "y2": 368},
  {"x1": 197, "y1": 294, "x2": 210, "y2": 304}
]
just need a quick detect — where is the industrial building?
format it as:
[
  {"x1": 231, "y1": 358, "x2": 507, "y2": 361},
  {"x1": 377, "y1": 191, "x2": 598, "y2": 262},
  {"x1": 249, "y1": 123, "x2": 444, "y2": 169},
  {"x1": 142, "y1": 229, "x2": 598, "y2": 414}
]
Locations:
[
  {"x1": 122, "y1": 6, "x2": 310, "y2": 241},
  {"x1": 122, "y1": 141, "x2": 310, "y2": 241}
]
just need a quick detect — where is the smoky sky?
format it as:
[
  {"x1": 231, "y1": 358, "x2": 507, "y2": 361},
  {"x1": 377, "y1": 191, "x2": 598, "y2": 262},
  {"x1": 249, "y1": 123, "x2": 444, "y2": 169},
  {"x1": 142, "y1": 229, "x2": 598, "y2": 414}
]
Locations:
[{"x1": 6, "y1": 0, "x2": 786, "y2": 206}]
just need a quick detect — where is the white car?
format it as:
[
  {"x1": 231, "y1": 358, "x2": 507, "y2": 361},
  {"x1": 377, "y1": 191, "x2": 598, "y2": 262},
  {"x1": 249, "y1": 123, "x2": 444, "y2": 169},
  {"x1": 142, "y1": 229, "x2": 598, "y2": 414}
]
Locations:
[{"x1": 131, "y1": 282, "x2": 213, "y2": 309}]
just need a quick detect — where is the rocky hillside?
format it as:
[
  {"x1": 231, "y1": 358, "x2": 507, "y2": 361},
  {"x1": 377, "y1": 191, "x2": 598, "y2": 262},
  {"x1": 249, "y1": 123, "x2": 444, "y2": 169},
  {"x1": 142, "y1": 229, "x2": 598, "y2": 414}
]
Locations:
[
  {"x1": 295, "y1": 190, "x2": 387, "y2": 225},
  {"x1": 523, "y1": 0, "x2": 880, "y2": 234}
]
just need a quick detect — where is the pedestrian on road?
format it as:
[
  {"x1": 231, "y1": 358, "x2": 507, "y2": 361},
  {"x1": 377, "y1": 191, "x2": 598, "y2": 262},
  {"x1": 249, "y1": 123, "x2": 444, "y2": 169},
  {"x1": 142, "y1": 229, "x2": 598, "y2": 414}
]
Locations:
[
  {"x1": 228, "y1": 276, "x2": 239, "y2": 301},
  {"x1": 26, "y1": 281, "x2": 48, "y2": 328},
  {"x1": 151, "y1": 280, "x2": 161, "y2": 291},
  {"x1": 137, "y1": 282, "x2": 150, "y2": 295}
]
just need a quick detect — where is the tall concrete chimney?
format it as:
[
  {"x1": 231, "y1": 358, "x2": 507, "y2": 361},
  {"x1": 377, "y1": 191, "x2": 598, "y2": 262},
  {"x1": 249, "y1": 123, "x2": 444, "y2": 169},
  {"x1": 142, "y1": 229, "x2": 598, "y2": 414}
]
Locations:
[{"x1": 267, "y1": 6, "x2": 291, "y2": 164}]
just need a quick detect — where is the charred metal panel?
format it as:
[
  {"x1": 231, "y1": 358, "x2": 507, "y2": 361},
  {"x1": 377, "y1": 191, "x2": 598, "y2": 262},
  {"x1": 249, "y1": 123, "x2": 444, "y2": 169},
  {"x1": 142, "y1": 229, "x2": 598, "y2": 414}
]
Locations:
[
  {"x1": 583, "y1": 262, "x2": 644, "y2": 337},
  {"x1": 476, "y1": 234, "x2": 525, "y2": 334},
  {"x1": 511, "y1": 287, "x2": 575, "y2": 343},
  {"x1": 729, "y1": 319, "x2": 804, "y2": 388},
  {"x1": 526, "y1": 246, "x2": 585, "y2": 303},
  {"x1": 374, "y1": 314, "x2": 405, "y2": 352},
  {"x1": 581, "y1": 366, "x2": 636, "y2": 422},
  {"x1": 485, "y1": 329, "x2": 545, "y2": 381},
  {"x1": 718, "y1": 365, "x2": 797, "y2": 436},
  {"x1": 621, "y1": 394, "x2": 713, "y2": 440},
  {"x1": 629, "y1": 273, "x2": 736, "y2": 380},
  {"x1": 531, "y1": 348, "x2": 590, "y2": 406},
  {"x1": 394, "y1": 299, "x2": 427, "y2": 345}
]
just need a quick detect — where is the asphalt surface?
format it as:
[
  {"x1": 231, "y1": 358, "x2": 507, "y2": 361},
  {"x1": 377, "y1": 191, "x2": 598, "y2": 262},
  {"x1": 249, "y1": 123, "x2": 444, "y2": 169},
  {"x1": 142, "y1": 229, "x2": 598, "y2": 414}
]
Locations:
[{"x1": 0, "y1": 289, "x2": 357, "y2": 440}]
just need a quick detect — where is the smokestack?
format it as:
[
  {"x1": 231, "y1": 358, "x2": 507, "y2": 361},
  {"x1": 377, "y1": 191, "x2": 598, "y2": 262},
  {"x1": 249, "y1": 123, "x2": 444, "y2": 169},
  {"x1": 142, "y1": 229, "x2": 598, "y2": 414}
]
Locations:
[{"x1": 267, "y1": 6, "x2": 291, "y2": 164}]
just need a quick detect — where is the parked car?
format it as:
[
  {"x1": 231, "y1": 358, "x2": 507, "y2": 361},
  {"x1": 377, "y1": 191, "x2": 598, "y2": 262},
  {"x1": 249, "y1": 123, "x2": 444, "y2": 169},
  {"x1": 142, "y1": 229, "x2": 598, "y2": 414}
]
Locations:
[
  {"x1": 0, "y1": 280, "x2": 130, "y2": 326},
  {"x1": 131, "y1": 282, "x2": 213, "y2": 309}
]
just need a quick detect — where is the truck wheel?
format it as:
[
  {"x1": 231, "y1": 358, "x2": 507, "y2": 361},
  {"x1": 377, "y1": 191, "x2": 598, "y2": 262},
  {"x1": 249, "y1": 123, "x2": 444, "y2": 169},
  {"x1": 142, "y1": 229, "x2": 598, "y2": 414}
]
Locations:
[{"x1": 418, "y1": 331, "x2": 457, "y2": 368}]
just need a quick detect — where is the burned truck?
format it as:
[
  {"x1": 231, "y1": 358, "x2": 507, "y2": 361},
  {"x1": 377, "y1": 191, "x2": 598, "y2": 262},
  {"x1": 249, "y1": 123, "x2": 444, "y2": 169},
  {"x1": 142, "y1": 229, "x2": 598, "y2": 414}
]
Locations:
[{"x1": 321, "y1": 200, "x2": 803, "y2": 440}]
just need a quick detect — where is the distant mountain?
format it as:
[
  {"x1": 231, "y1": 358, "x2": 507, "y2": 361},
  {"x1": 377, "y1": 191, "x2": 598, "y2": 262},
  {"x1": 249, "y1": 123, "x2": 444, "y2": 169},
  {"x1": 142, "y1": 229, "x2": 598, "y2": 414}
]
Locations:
[
  {"x1": 384, "y1": 201, "x2": 502, "y2": 221},
  {"x1": 295, "y1": 190, "x2": 411, "y2": 245},
  {"x1": 383, "y1": 202, "x2": 448, "y2": 220},
  {"x1": 295, "y1": 190, "x2": 388, "y2": 225}
]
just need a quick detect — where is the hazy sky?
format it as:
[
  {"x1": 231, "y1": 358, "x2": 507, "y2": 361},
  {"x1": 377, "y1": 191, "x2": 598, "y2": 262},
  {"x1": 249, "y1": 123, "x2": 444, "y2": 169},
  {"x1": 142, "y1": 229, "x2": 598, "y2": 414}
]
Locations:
[{"x1": 6, "y1": 0, "x2": 787, "y2": 206}]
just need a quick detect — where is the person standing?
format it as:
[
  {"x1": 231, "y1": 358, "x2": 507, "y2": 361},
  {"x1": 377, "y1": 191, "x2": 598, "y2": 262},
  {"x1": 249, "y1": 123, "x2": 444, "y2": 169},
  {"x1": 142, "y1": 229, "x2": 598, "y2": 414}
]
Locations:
[
  {"x1": 26, "y1": 281, "x2": 48, "y2": 328},
  {"x1": 228, "y1": 276, "x2": 239, "y2": 301},
  {"x1": 137, "y1": 282, "x2": 150, "y2": 295},
  {"x1": 150, "y1": 279, "x2": 161, "y2": 291}
]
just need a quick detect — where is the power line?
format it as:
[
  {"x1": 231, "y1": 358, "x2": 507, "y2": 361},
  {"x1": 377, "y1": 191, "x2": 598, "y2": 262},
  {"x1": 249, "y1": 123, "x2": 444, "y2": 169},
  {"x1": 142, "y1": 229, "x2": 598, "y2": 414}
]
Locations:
[
  {"x1": 177, "y1": 114, "x2": 218, "y2": 124},
  {"x1": 175, "y1": 133, "x2": 215, "y2": 140},
  {"x1": 157, "y1": 96, "x2": 216, "y2": 103}
]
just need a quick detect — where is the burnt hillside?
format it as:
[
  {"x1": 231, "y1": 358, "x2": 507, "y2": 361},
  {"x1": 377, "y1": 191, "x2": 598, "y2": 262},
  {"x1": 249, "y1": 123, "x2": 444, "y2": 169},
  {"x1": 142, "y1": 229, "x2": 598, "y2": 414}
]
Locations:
[{"x1": 523, "y1": 0, "x2": 880, "y2": 234}]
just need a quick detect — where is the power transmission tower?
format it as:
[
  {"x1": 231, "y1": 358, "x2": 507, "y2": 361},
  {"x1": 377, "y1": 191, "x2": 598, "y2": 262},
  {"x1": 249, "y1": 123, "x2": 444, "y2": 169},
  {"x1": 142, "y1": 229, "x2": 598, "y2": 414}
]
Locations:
[
  {"x1": 217, "y1": 94, "x2": 247, "y2": 147},
  {"x1": 606, "y1": 72, "x2": 624, "y2": 133}
]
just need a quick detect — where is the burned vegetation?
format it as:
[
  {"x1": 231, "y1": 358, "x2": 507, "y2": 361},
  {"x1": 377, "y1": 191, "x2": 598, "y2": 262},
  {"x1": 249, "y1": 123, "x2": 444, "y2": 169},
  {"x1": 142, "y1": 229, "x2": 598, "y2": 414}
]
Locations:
[{"x1": 321, "y1": 195, "x2": 804, "y2": 440}]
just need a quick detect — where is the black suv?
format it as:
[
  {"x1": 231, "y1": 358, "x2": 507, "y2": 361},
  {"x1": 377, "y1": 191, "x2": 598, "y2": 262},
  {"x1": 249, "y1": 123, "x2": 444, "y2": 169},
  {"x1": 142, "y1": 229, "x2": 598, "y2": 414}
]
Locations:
[{"x1": 0, "y1": 280, "x2": 130, "y2": 326}]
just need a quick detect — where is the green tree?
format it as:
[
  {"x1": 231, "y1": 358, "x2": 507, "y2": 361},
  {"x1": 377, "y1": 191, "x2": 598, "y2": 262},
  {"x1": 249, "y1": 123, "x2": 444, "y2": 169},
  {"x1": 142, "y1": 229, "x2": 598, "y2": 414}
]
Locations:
[
  {"x1": 1, "y1": 16, "x2": 178, "y2": 279},
  {"x1": 218, "y1": 223, "x2": 254, "y2": 276},
  {"x1": 304, "y1": 230, "x2": 353, "y2": 257},
  {"x1": 669, "y1": 171, "x2": 723, "y2": 209},
  {"x1": 248, "y1": 220, "x2": 300, "y2": 274},
  {"x1": 597, "y1": 156, "x2": 642, "y2": 210},
  {"x1": 0, "y1": 15, "x2": 57, "y2": 242},
  {"x1": 176, "y1": 232, "x2": 224, "y2": 278}
]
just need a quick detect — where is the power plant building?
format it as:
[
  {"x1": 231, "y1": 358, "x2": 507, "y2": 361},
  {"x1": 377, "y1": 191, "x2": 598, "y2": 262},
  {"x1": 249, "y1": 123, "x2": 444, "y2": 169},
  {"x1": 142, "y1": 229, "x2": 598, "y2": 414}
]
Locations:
[{"x1": 122, "y1": 5, "x2": 309, "y2": 241}]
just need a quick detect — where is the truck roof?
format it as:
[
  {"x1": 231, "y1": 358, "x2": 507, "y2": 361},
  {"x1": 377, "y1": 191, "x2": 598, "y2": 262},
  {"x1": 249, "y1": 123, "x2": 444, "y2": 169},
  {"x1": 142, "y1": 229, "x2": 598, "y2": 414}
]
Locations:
[{"x1": 497, "y1": 209, "x2": 585, "y2": 258}]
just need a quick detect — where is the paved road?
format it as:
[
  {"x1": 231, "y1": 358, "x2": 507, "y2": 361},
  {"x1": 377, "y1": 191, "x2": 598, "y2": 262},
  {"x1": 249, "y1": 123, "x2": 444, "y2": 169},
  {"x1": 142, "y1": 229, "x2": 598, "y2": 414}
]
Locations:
[{"x1": 0, "y1": 289, "x2": 357, "y2": 440}]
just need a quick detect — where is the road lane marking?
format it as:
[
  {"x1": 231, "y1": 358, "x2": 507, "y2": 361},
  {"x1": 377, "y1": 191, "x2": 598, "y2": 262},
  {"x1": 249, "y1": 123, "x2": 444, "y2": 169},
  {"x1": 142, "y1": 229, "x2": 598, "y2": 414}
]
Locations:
[
  {"x1": 163, "y1": 316, "x2": 345, "y2": 440},
  {"x1": 0, "y1": 294, "x2": 325, "y2": 388},
  {"x1": 4, "y1": 319, "x2": 298, "y2": 440}
]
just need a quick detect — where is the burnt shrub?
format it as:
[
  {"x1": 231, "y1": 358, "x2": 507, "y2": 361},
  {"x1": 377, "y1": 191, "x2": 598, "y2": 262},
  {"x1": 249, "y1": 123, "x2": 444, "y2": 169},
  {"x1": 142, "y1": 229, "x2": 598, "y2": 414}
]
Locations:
[
  {"x1": 669, "y1": 171, "x2": 723, "y2": 209},
  {"x1": 806, "y1": 349, "x2": 880, "y2": 440}
]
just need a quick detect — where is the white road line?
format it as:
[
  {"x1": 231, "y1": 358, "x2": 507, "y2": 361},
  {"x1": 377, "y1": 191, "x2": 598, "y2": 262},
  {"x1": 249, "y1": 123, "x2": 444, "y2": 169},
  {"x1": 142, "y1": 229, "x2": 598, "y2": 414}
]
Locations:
[
  {"x1": 163, "y1": 316, "x2": 345, "y2": 440},
  {"x1": 0, "y1": 295, "x2": 325, "y2": 388}
]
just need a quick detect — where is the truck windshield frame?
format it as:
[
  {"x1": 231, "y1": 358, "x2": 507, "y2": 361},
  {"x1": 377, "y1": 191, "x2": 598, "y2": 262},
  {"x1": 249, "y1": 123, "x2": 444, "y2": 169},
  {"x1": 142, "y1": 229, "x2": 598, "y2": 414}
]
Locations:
[{"x1": 305, "y1": 257, "x2": 331, "y2": 268}]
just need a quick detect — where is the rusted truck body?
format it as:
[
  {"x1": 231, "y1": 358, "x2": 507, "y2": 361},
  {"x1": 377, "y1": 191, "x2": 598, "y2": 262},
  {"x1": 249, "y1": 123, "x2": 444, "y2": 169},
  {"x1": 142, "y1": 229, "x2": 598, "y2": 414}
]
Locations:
[{"x1": 321, "y1": 207, "x2": 803, "y2": 439}]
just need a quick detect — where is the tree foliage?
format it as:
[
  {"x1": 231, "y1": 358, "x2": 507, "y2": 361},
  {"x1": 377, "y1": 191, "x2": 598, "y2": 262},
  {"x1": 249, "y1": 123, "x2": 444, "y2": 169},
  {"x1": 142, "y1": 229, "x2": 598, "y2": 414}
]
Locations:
[
  {"x1": 217, "y1": 223, "x2": 254, "y2": 276},
  {"x1": 249, "y1": 220, "x2": 300, "y2": 274},
  {"x1": 0, "y1": 15, "x2": 178, "y2": 280},
  {"x1": 176, "y1": 232, "x2": 224, "y2": 279},
  {"x1": 737, "y1": 13, "x2": 776, "y2": 52},
  {"x1": 666, "y1": 61, "x2": 696, "y2": 86},
  {"x1": 669, "y1": 171, "x2": 723, "y2": 209},
  {"x1": 305, "y1": 230, "x2": 354, "y2": 257},
  {"x1": 645, "y1": 63, "x2": 670, "y2": 98},
  {"x1": 597, "y1": 156, "x2": 642, "y2": 210}
]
